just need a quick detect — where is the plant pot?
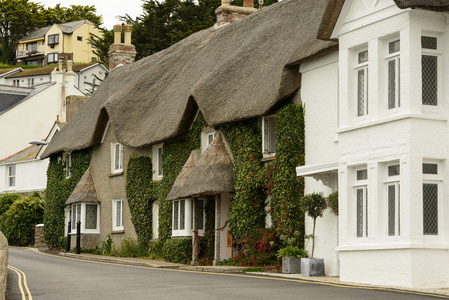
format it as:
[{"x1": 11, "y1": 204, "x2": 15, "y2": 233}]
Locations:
[
  {"x1": 281, "y1": 256, "x2": 301, "y2": 274},
  {"x1": 301, "y1": 258, "x2": 324, "y2": 276}
]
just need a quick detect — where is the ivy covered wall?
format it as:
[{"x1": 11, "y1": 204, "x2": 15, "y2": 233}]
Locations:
[{"x1": 44, "y1": 149, "x2": 92, "y2": 249}]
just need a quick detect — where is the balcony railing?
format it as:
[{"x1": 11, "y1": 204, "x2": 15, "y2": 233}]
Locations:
[{"x1": 16, "y1": 45, "x2": 45, "y2": 59}]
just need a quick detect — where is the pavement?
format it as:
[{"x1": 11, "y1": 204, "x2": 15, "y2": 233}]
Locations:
[{"x1": 58, "y1": 251, "x2": 449, "y2": 298}]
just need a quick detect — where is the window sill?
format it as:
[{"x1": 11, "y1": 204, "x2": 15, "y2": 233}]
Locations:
[
  {"x1": 261, "y1": 155, "x2": 275, "y2": 162},
  {"x1": 112, "y1": 230, "x2": 125, "y2": 234},
  {"x1": 109, "y1": 171, "x2": 124, "y2": 177}
]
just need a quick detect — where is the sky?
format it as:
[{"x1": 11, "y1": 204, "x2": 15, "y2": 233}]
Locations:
[{"x1": 37, "y1": 0, "x2": 145, "y2": 29}]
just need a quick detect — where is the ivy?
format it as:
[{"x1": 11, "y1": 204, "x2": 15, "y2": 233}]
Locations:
[
  {"x1": 223, "y1": 119, "x2": 267, "y2": 245},
  {"x1": 44, "y1": 148, "x2": 91, "y2": 249},
  {"x1": 126, "y1": 156, "x2": 155, "y2": 248},
  {"x1": 271, "y1": 102, "x2": 305, "y2": 247}
]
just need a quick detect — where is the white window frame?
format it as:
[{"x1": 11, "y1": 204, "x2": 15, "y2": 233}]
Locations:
[
  {"x1": 69, "y1": 203, "x2": 100, "y2": 235},
  {"x1": 111, "y1": 142, "x2": 123, "y2": 174},
  {"x1": 152, "y1": 200, "x2": 159, "y2": 239},
  {"x1": 385, "y1": 39, "x2": 400, "y2": 112},
  {"x1": 422, "y1": 161, "x2": 442, "y2": 237},
  {"x1": 353, "y1": 168, "x2": 368, "y2": 238},
  {"x1": 421, "y1": 35, "x2": 441, "y2": 109},
  {"x1": 172, "y1": 198, "x2": 206, "y2": 237},
  {"x1": 201, "y1": 128, "x2": 216, "y2": 153},
  {"x1": 65, "y1": 152, "x2": 71, "y2": 178},
  {"x1": 355, "y1": 49, "x2": 369, "y2": 119},
  {"x1": 152, "y1": 143, "x2": 164, "y2": 181},
  {"x1": 7, "y1": 165, "x2": 16, "y2": 188},
  {"x1": 112, "y1": 199, "x2": 124, "y2": 231},
  {"x1": 262, "y1": 115, "x2": 276, "y2": 157},
  {"x1": 385, "y1": 163, "x2": 400, "y2": 237}
]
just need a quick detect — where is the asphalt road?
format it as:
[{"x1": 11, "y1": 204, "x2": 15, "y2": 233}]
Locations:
[{"x1": 6, "y1": 247, "x2": 445, "y2": 300}]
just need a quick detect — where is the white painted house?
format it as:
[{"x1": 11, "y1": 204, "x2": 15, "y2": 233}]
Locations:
[{"x1": 297, "y1": 0, "x2": 449, "y2": 289}]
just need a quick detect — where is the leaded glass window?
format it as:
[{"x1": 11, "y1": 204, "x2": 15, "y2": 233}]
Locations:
[
  {"x1": 387, "y1": 40, "x2": 400, "y2": 110},
  {"x1": 85, "y1": 204, "x2": 97, "y2": 229},
  {"x1": 423, "y1": 184, "x2": 438, "y2": 235},
  {"x1": 422, "y1": 55, "x2": 438, "y2": 106}
]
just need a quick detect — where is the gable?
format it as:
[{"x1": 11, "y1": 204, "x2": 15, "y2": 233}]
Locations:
[{"x1": 331, "y1": 0, "x2": 402, "y2": 39}]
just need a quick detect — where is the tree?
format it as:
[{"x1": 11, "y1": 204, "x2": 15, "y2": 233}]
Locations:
[
  {"x1": 0, "y1": 0, "x2": 46, "y2": 64},
  {"x1": 42, "y1": 4, "x2": 102, "y2": 27},
  {"x1": 302, "y1": 192, "x2": 327, "y2": 258},
  {"x1": 89, "y1": 28, "x2": 114, "y2": 66}
]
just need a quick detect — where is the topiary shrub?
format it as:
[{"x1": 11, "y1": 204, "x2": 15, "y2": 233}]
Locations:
[
  {"x1": 327, "y1": 191, "x2": 338, "y2": 216},
  {"x1": 302, "y1": 192, "x2": 327, "y2": 258},
  {"x1": 0, "y1": 192, "x2": 44, "y2": 246},
  {"x1": 0, "y1": 193, "x2": 20, "y2": 216},
  {"x1": 162, "y1": 238, "x2": 192, "y2": 264}
]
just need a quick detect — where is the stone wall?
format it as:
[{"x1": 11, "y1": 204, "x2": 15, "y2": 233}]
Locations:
[
  {"x1": 0, "y1": 232, "x2": 8, "y2": 300},
  {"x1": 34, "y1": 224, "x2": 47, "y2": 248}
]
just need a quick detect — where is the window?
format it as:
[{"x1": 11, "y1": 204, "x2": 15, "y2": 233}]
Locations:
[
  {"x1": 387, "y1": 40, "x2": 400, "y2": 110},
  {"x1": 201, "y1": 129, "x2": 216, "y2": 153},
  {"x1": 157, "y1": 146, "x2": 163, "y2": 177},
  {"x1": 85, "y1": 204, "x2": 98, "y2": 229},
  {"x1": 47, "y1": 34, "x2": 59, "y2": 46},
  {"x1": 207, "y1": 132, "x2": 215, "y2": 146},
  {"x1": 356, "y1": 50, "x2": 368, "y2": 117},
  {"x1": 77, "y1": 36, "x2": 83, "y2": 41},
  {"x1": 152, "y1": 144, "x2": 164, "y2": 180},
  {"x1": 262, "y1": 116, "x2": 276, "y2": 155},
  {"x1": 386, "y1": 164, "x2": 400, "y2": 236},
  {"x1": 13, "y1": 80, "x2": 19, "y2": 86},
  {"x1": 27, "y1": 78, "x2": 34, "y2": 86},
  {"x1": 113, "y1": 199, "x2": 124, "y2": 231},
  {"x1": 47, "y1": 52, "x2": 59, "y2": 64},
  {"x1": 27, "y1": 43, "x2": 37, "y2": 52},
  {"x1": 7, "y1": 165, "x2": 15, "y2": 188},
  {"x1": 65, "y1": 153, "x2": 71, "y2": 178},
  {"x1": 172, "y1": 198, "x2": 206, "y2": 237},
  {"x1": 111, "y1": 142, "x2": 123, "y2": 174},
  {"x1": 355, "y1": 168, "x2": 368, "y2": 238},
  {"x1": 423, "y1": 162, "x2": 440, "y2": 235},
  {"x1": 69, "y1": 203, "x2": 99, "y2": 234},
  {"x1": 422, "y1": 36, "x2": 438, "y2": 106}
]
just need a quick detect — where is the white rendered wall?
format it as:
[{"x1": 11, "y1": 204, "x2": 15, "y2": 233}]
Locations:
[
  {"x1": 0, "y1": 71, "x2": 84, "y2": 159},
  {"x1": 219, "y1": 193, "x2": 232, "y2": 260},
  {"x1": 334, "y1": 0, "x2": 449, "y2": 288},
  {"x1": 300, "y1": 52, "x2": 339, "y2": 275},
  {"x1": 0, "y1": 159, "x2": 48, "y2": 194}
]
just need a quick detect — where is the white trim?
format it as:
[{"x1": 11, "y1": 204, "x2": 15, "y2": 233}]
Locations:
[
  {"x1": 111, "y1": 142, "x2": 123, "y2": 174},
  {"x1": 68, "y1": 203, "x2": 100, "y2": 235},
  {"x1": 152, "y1": 143, "x2": 164, "y2": 181},
  {"x1": 172, "y1": 198, "x2": 206, "y2": 237},
  {"x1": 112, "y1": 199, "x2": 124, "y2": 231},
  {"x1": 262, "y1": 115, "x2": 276, "y2": 157},
  {"x1": 296, "y1": 162, "x2": 338, "y2": 177}
]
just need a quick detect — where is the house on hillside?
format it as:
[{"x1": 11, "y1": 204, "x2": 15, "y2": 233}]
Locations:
[
  {"x1": 297, "y1": 0, "x2": 449, "y2": 289},
  {"x1": 0, "y1": 61, "x2": 108, "y2": 159},
  {"x1": 41, "y1": 1, "x2": 333, "y2": 265},
  {"x1": 16, "y1": 20, "x2": 102, "y2": 66},
  {"x1": 0, "y1": 120, "x2": 65, "y2": 196}
]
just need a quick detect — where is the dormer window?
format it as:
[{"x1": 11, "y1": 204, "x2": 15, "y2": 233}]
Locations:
[
  {"x1": 262, "y1": 116, "x2": 276, "y2": 156},
  {"x1": 111, "y1": 142, "x2": 123, "y2": 174},
  {"x1": 201, "y1": 129, "x2": 216, "y2": 153}
]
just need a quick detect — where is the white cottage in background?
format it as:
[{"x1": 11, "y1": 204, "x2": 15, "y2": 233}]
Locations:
[{"x1": 298, "y1": 0, "x2": 449, "y2": 289}]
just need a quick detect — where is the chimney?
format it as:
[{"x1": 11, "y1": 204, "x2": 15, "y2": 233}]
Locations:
[
  {"x1": 108, "y1": 24, "x2": 137, "y2": 71},
  {"x1": 58, "y1": 59, "x2": 63, "y2": 71},
  {"x1": 215, "y1": 0, "x2": 257, "y2": 27}
]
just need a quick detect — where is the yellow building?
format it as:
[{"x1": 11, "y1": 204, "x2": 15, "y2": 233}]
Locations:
[{"x1": 16, "y1": 20, "x2": 102, "y2": 66}]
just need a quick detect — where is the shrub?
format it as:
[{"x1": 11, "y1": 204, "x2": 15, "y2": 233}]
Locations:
[
  {"x1": 233, "y1": 228, "x2": 277, "y2": 267},
  {"x1": 162, "y1": 238, "x2": 192, "y2": 264},
  {"x1": 327, "y1": 191, "x2": 338, "y2": 216},
  {"x1": 276, "y1": 246, "x2": 308, "y2": 258},
  {"x1": 0, "y1": 192, "x2": 44, "y2": 246},
  {"x1": 302, "y1": 192, "x2": 327, "y2": 258},
  {"x1": 118, "y1": 236, "x2": 148, "y2": 257},
  {"x1": 0, "y1": 193, "x2": 20, "y2": 216}
]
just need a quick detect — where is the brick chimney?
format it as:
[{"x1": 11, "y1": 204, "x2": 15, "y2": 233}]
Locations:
[
  {"x1": 108, "y1": 24, "x2": 137, "y2": 70},
  {"x1": 215, "y1": 0, "x2": 257, "y2": 27}
]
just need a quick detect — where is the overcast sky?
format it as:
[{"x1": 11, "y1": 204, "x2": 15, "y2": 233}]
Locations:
[{"x1": 38, "y1": 0, "x2": 145, "y2": 29}]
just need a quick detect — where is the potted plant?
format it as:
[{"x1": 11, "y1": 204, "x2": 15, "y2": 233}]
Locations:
[
  {"x1": 276, "y1": 245, "x2": 308, "y2": 274},
  {"x1": 301, "y1": 192, "x2": 327, "y2": 276}
]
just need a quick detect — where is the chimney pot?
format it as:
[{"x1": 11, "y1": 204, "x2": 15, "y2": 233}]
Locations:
[
  {"x1": 113, "y1": 24, "x2": 122, "y2": 44},
  {"x1": 222, "y1": 0, "x2": 231, "y2": 6},
  {"x1": 123, "y1": 24, "x2": 133, "y2": 45},
  {"x1": 67, "y1": 60, "x2": 73, "y2": 72}
]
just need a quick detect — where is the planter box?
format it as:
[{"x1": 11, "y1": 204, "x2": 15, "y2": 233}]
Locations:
[
  {"x1": 301, "y1": 258, "x2": 324, "y2": 276},
  {"x1": 281, "y1": 256, "x2": 301, "y2": 274}
]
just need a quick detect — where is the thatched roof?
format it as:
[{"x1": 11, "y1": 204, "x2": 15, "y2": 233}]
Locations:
[
  {"x1": 166, "y1": 149, "x2": 201, "y2": 200},
  {"x1": 65, "y1": 166, "x2": 99, "y2": 205},
  {"x1": 318, "y1": 0, "x2": 449, "y2": 41},
  {"x1": 42, "y1": 0, "x2": 335, "y2": 159},
  {"x1": 167, "y1": 132, "x2": 234, "y2": 200}
]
